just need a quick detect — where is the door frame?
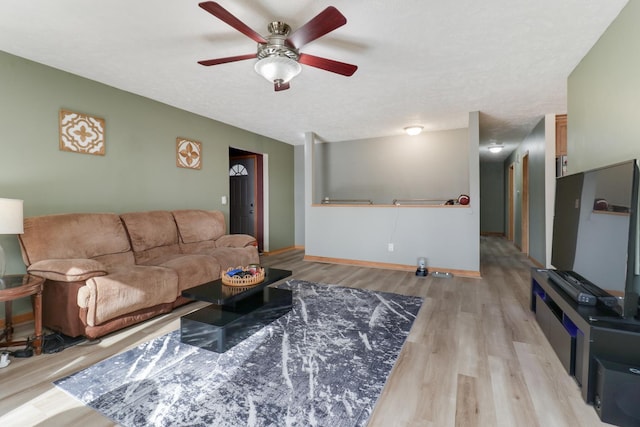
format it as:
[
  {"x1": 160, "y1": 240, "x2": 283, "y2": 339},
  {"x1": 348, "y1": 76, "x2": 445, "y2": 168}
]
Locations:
[{"x1": 228, "y1": 148, "x2": 266, "y2": 251}]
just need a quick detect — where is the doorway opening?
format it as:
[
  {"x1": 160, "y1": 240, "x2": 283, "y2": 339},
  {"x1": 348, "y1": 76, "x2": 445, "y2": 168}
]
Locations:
[{"x1": 229, "y1": 147, "x2": 264, "y2": 252}]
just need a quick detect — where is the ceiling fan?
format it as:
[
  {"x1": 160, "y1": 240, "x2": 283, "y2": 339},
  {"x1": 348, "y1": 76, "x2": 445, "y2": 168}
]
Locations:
[{"x1": 197, "y1": 1, "x2": 358, "y2": 91}]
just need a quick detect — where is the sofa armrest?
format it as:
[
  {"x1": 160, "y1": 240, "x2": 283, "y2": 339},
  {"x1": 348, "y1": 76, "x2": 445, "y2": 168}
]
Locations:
[
  {"x1": 27, "y1": 259, "x2": 108, "y2": 282},
  {"x1": 215, "y1": 234, "x2": 257, "y2": 248}
]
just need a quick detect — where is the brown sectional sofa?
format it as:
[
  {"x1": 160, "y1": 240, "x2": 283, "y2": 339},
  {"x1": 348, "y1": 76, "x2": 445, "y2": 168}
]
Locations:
[{"x1": 18, "y1": 209, "x2": 259, "y2": 339}]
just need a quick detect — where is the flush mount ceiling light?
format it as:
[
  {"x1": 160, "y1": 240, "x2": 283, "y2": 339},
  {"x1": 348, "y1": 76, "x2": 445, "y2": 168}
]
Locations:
[
  {"x1": 488, "y1": 143, "x2": 504, "y2": 153},
  {"x1": 404, "y1": 126, "x2": 423, "y2": 136}
]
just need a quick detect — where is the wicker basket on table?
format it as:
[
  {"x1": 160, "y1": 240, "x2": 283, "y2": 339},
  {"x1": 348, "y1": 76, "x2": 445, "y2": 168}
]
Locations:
[
  {"x1": 221, "y1": 266, "x2": 265, "y2": 297},
  {"x1": 221, "y1": 266, "x2": 265, "y2": 287}
]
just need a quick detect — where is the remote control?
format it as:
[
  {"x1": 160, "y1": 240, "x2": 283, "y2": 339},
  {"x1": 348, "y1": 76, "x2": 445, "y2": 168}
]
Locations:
[{"x1": 225, "y1": 268, "x2": 243, "y2": 276}]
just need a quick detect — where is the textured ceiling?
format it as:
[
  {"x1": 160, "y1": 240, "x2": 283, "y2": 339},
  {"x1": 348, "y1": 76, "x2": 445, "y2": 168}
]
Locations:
[{"x1": 0, "y1": 0, "x2": 628, "y2": 161}]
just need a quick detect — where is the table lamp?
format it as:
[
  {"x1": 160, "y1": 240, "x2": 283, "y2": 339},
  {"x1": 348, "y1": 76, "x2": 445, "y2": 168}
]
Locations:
[{"x1": 0, "y1": 198, "x2": 24, "y2": 278}]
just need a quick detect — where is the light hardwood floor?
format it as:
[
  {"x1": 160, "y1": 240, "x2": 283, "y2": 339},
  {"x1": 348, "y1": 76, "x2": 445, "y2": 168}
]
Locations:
[{"x1": 0, "y1": 237, "x2": 612, "y2": 426}]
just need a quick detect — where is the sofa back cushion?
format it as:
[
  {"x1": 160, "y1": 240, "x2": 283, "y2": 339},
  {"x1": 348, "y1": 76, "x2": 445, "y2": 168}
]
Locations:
[
  {"x1": 19, "y1": 213, "x2": 133, "y2": 268},
  {"x1": 120, "y1": 211, "x2": 180, "y2": 265},
  {"x1": 172, "y1": 210, "x2": 226, "y2": 243}
]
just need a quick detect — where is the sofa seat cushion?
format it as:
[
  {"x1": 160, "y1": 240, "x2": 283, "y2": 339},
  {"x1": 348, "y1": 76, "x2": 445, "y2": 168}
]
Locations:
[
  {"x1": 153, "y1": 254, "x2": 221, "y2": 294},
  {"x1": 208, "y1": 247, "x2": 260, "y2": 271},
  {"x1": 179, "y1": 240, "x2": 216, "y2": 255},
  {"x1": 27, "y1": 259, "x2": 107, "y2": 282},
  {"x1": 79, "y1": 265, "x2": 178, "y2": 326}
]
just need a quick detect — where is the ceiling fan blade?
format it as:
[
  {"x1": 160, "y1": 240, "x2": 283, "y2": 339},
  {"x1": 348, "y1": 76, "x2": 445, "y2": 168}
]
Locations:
[
  {"x1": 286, "y1": 6, "x2": 346, "y2": 49},
  {"x1": 274, "y1": 81, "x2": 290, "y2": 91},
  {"x1": 198, "y1": 53, "x2": 257, "y2": 66},
  {"x1": 298, "y1": 53, "x2": 357, "y2": 76},
  {"x1": 199, "y1": 1, "x2": 267, "y2": 44}
]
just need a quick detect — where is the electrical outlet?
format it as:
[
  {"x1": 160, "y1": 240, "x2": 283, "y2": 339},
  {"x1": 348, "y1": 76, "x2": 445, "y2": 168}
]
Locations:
[{"x1": 387, "y1": 243, "x2": 394, "y2": 252}]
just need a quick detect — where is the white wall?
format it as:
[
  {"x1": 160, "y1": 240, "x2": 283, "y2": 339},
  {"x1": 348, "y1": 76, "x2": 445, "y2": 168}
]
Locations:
[
  {"x1": 305, "y1": 205, "x2": 479, "y2": 273},
  {"x1": 303, "y1": 112, "x2": 481, "y2": 274},
  {"x1": 314, "y1": 129, "x2": 469, "y2": 205}
]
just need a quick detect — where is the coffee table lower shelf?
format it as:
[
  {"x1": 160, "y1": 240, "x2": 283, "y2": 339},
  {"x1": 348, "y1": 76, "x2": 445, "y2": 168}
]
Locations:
[{"x1": 181, "y1": 287, "x2": 292, "y2": 353}]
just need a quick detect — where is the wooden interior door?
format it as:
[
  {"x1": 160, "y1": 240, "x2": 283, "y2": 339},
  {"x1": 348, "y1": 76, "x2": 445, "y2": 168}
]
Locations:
[
  {"x1": 508, "y1": 163, "x2": 515, "y2": 241},
  {"x1": 522, "y1": 153, "x2": 530, "y2": 255}
]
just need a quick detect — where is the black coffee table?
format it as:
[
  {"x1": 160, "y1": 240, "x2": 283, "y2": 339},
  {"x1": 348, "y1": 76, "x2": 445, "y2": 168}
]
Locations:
[{"x1": 180, "y1": 268, "x2": 292, "y2": 353}]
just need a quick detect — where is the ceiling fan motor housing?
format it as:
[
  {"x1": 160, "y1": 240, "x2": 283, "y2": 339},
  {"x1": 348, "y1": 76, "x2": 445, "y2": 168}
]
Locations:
[{"x1": 256, "y1": 21, "x2": 299, "y2": 61}]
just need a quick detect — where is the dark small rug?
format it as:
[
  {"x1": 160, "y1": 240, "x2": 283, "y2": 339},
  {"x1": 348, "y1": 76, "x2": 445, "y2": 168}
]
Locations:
[{"x1": 55, "y1": 280, "x2": 423, "y2": 426}]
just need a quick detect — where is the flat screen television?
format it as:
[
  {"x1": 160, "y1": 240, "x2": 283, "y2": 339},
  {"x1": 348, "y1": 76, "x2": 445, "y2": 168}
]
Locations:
[{"x1": 551, "y1": 159, "x2": 640, "y2": 318}]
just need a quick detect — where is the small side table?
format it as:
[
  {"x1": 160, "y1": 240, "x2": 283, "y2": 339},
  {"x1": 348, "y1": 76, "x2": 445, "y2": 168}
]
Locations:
[{"x1": 0, "y1": 274, "x2": 44, "y2": 355}]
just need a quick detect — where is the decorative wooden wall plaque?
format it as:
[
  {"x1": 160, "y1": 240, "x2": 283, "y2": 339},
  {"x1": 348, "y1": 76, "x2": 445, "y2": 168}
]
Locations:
[
  {"x1": 176, "y1": 137, "x2": 202, "y2": 170},
  {"x1": 59, "y1": 109, "x2": 106, "y2": 155}
]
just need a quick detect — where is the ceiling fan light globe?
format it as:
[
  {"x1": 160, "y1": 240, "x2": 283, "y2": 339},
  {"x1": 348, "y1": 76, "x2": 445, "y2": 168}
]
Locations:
[{"x1": 254, "y1": 56, "x2": 302, "y2": 84}]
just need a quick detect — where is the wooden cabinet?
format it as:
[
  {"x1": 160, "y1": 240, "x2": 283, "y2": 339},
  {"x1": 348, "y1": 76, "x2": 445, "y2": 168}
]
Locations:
[{"x1": 556, "y1": 114, "x2": 567, "y2": 156}]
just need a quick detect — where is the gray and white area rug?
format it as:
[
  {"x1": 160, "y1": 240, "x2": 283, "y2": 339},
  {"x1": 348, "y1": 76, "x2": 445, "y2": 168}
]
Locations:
[{"x1": 55, "y1": 280, "x2": 423, "y2": 427}]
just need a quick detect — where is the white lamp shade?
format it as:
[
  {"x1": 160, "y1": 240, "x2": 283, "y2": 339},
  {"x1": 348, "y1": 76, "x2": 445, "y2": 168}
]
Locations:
[
  {"x1": 488, "y1": 145, "x2": 504, "y2": 153},
  {"x1": 254, "y1": 56, "x2": 302, "y2": 83},
  {"x1": 0, "y1": 198, "x2": 24, "y2": 234}
]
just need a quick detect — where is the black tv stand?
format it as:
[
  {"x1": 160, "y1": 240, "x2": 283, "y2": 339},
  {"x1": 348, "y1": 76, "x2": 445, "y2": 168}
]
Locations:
[{"x1": 530, "y1": 268, "x2": 640, "y2": 425}]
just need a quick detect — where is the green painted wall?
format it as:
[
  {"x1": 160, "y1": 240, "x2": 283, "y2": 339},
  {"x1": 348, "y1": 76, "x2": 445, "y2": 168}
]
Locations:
[
  {"x1": 0, "y1": 50, "x2": 294, "y2": 315},
  {"x1": 568, "y1": 1, "x2": 639, "y2": 172}
]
